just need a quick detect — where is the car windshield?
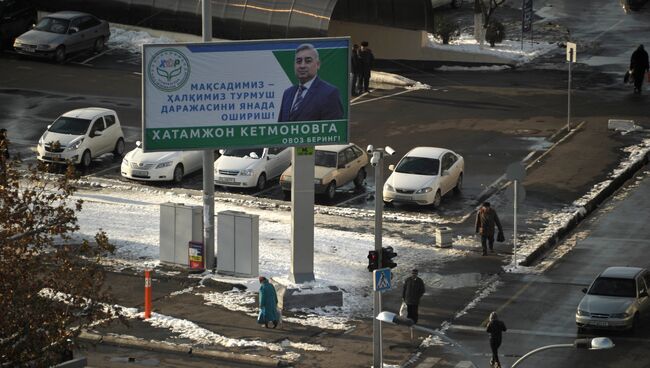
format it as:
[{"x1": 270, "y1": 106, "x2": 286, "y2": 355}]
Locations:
[
  {"x1": 48, "y1": 117, "x2": 91, "y2": 135},
  {"x1": 395, "y1": 157, "x2": 439, "y2": 176},
  {"x1": 223, "y1": 148, "x2": 263, "y2": 158},
  {"x1": 588, "y1": 277, "x2": 636, "y2": 298},
  {"x1": 315, "y1": 150, "x2": 337, "y2": 168},
  {"x1": 34, "y1": 17, "x2": 70, "y2": 34}
]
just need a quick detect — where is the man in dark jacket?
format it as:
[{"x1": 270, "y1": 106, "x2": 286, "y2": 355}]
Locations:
[
  {"x1": 402, "y1": 269, "x2": 425, "y2": 324},
  {"x1": 475, "y1": 202, "x2": 503, "y2": 256},
  {"x1": 630, "y1": 44, "x2": 649, "y2": 94},
  {"x1": 351, "y1": 44, "x2": 362, "y2": 96},
  {"x1": 359, "y1": 41, "x2": 374, "y2": 93}
]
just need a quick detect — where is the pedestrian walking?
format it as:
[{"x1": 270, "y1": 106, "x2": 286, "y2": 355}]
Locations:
[
  {"x1": 257, "y1": 276, "x2": 279, "y2": 328},
  {"x1": 351, "y1": 44, "x2": 362, "y2": 96},
  {"x1": 402, "y1": 269, "x2": 425, "y2": 324},
  {"x1": 486, "y1": 312, "x2": 507, "y2": 368},
  {"x1": 629, "y1": 44, "x2": 649, "y2": 94},
  {"x1": 359, "y1": 41, "x2": 374, "y2": 93},
  {"x1": 475, "y1": 202, "x2": 504, "y2": 256}
]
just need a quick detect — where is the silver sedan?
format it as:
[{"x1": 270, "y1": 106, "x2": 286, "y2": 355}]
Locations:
[
  {"x1": 576, "y1": 266, "x2": 650, "y2": 332},
  {"x1": 13, "y1": 11, "x2": 109, "y2": 63}
]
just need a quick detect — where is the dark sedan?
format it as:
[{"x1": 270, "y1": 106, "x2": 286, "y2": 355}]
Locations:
[{"x1": 13, "y1": 11, "x2": 109, "y2": 62}]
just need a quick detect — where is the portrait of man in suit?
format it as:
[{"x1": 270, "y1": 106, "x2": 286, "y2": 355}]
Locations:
[{"x1": 278, "y1": 43, "x2": 344, "y2": 122}]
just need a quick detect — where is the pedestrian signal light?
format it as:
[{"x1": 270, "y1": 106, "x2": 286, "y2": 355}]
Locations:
[
  {"x1": 381, "y1": 246, "x2": 397, "y2": 269},
  {"x1": 367, "y1": 250, "x2": 379, "y2": 272}
]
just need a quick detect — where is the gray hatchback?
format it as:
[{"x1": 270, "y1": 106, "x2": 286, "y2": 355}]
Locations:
[
  {"x1": 576, "y1": 267, "x2": 650, "y2": 332},
  {"x1": 13, "y1": 11, "x2": 109, "y2": 62}
]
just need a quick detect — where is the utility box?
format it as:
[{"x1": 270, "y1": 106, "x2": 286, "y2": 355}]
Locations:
[
  {"x1": 435, "y1": 226, "x2": 453, "y2": 248},
  {"x1": 217, "y1": 210, "x2": 259, "y2": 277},
  {"x1": 160, "y1": 203, "x2": 203, "y2": 267}
]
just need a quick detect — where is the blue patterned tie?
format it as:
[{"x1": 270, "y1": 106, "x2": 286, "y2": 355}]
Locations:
[{"x1": 290, "y1": 85, "x2": 305, "y2": 116}]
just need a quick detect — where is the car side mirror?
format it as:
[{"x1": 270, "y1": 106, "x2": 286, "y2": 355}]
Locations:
[
  {"x1": 338, "y1": 162, "x2": 345, "y2": 169},
  {"x1": 582, "y1": 287, "x2": 587, "y2": 294},
  {"x1": 136, "y1": 140, "x2": 142, "y2": 148},
  {"x1": 92, "y1": 130, "x2": 103, "y2": 138},
  {"x1": 388, "y1": 164, "x2": 395, "y2": 171},
  {"x1": 442, "y1": 170, "x2": 450, "y2": 176},
  {"x1": 640, "y1": 290, "x2": 648, "y2": 297},
  {"x1": 68, "y1": 27, "x2": 79, "y2": 34},
  {"x1": 218, "y1": 149, "x2": 225, "y2": 155}
]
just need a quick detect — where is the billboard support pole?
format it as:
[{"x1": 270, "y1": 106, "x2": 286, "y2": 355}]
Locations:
[
  {"x1": 290, "y1": 147, "x2": 315, "y2": 283},
  {"x1": 201, "y1": 0, "x2": 215, "y2": 271}
]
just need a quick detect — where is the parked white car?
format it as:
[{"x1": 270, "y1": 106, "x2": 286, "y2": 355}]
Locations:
[
  {"x1": 121, "y1": 142, "x2": 203, "y2": 182},
  {"x1": 383, "y1": 147, "x2": 464, "y2": 207},
  {"x1": 36, "y1": 107, "x2": 124, "y2": 168},
  {"x1": 214, "y1": 147, "x2": 291, "y2": 190}
]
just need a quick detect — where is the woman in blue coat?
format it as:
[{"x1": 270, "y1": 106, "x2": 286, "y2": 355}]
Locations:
[{"x1": 257, "y1": 276, "x2": 279, "y2": 328}]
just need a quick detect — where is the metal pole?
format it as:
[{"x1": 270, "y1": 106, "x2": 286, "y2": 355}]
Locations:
[
  {"x1": 201, "y1": 0, "x2": 215, "y2": 270},
  {"x1": 567, "y1": 50, "x2": 572, "y2": 132},
  {"x1": 513, "y1": 179, "x2": 517, "y2": 267},
  {"x1": 521, "y1": 0, "x2": 524, "y2": 51},
  {"x1": 511, "y1": 344, "x2": 574, "y2": 367},
  {"x1": 373, "y1": 151, "x2": 384, "y2": 368}
]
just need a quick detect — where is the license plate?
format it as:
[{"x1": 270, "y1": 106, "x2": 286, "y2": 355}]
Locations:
[
  {"x1": 219, "y1": 177, "x2": 235, "y2": 183},
  {"x1": 395, "y1": 194, "x2": 411, "y2": 200},
  {"x1": 132, "y1": 170, "x2": 148, "y2": 177},
  {"x1": 46, "y1": 153, "x2": 61, "y2": 159},
  {"x1": 592, "y1": 321, "x2": 608, "y2": 327},
  {"x1": 23, "y1": 47, "x2": 36, "y2": 53}
]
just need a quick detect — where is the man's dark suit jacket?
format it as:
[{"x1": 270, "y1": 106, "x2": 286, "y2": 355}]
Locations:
[{"x1": 278, "y1": 77, "x2": 344, "y2": 122}]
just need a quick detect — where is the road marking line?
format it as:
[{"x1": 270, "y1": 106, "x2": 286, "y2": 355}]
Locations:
[
  {"x1": 80, "y1": 49, "x2": 110, "y2": 65},
  {"x1": 87, "y1": 163, "x2": 122, "y2": 178},
  {"x1": 351, "y1": 88, "x2": 415, "y2": 106},
  {"x1": 449, "y1": 324, "x2": 650, "y2": 344},
  {"x1": 335, "y1": 191, "x2": 370, "y2": 206},
  {"x1": 480, "y1": 281, "x2": 532, "y2": 326},
  {"x1": 418, "y1": 357, "x2": 441, "y2": 367}
]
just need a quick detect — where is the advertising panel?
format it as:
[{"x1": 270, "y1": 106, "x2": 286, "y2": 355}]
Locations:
[{"x1": 143, "y1": 37, "x2": 350, "y2": 151}]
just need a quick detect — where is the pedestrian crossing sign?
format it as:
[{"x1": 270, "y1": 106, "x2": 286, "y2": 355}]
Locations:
[{"x1": 373, "y1": 268, "x2": 391, "y2": 292}]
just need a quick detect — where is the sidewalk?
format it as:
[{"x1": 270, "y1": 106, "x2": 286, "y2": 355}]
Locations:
[{"x1": 76, "y1": 119, "x2": 650, "y2": 367}]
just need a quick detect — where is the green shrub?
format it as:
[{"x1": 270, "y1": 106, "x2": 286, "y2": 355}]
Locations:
[
  {"x1": 434, "y1": 15, "x2": 459, "y2": 45},
  {"x1": 485, "y1": 20, "x2": 506, "y2": 47}
]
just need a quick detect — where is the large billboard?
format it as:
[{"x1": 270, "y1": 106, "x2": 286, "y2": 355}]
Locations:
[{"x1": 143, "y1": 37, "x2": 350, "y2": 151}]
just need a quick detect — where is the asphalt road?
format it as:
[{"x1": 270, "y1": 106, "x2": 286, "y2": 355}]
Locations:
[{"x1": 431, "y1": 169, "x2": 650, "y2": 368}]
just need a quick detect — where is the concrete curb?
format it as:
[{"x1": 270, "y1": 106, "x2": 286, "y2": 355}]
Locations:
[
  {"x1": 78, "y1": 331, "x2": 289, "y2": 367},
  {"x1": 520, "y1": 148, "x2": 650, "y2": 266}
]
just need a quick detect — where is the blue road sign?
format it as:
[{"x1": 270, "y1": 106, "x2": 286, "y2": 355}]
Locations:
[{"x1": 373, "y1": 268, "x2": 391, "y2": 292}]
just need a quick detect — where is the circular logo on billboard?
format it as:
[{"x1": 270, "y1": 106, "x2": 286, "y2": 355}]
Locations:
[{"x1": 148, "y1": 48, "x2": 190, "y2": 92}]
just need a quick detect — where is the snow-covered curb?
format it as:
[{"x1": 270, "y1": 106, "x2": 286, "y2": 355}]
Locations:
[{"x1": 510, "y1": 137, "x2": 650, "y2": 269}]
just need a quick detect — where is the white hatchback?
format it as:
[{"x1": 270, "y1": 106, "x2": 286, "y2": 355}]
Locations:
[
  {"x1": 121, "y1": 142, "x2": 204, "y2": 183},
  {"x1": 36, "y1": 107, "x2": 125, "y2": 167},
  {"x1": 383, "y1": 147, "x2": 464, "y2": 207},
  {"x1": 214, "y1": 147, "x2": 291, "y2": 190}
]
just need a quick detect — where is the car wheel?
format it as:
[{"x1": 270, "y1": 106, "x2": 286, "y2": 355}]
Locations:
[
  {"x1": 80, "y1": 150, "x2": 92, "y2": 168},
  {"x1": 256, "y1": 173, "x2": 266, "y2": 191},
  {"x1": 54, "y1": 46, "x2": 66, "y2": 63},
  {"x1": 93, "y1": 36, "x2": 105, "y2": 53},
  {"x1": 450, "y1": 0, "x2": 463, "y2": 8},
  {"x1": 432, "y1": 190, "x2": 442, "y2": 207},
  {"x1": 172, "y1": 164, "x2": 184, "y2": 183},
  {"x1": 282, "y1": 190, "x2": 291, "y2": 201},
  {"x1": 326, "y1": 181, "x2": 336, "y2": 200},
  {"x1": 383, "y1": 200, "x2": 393, "y2": 207},
  {"x1": 113, "y1": 138, "x2": 125, "y2": 157},
  {"x1": 353, "y1": 168, "x2": 366, "y2": 188},
  {"x1": 454, "y1": 173, "x2": 463, "y2": 194}
]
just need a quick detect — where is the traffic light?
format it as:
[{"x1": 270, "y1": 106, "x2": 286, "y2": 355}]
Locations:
[
  {"x1": 367, "y1": 250, "x2": 379, "y2": 272},
  {"x1": 381, "y1": 246, "x2": 397, "y2": 269}
]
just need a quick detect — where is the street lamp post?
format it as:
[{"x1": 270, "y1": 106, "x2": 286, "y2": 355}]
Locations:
[
  {"x1": 376, "y1": 311, "x2": 480, "y2": 368},
  {"x1": 511, "y1": 337, "x2": 614, "y2": 367},
  {"x1": 367, "y1": 145, "x2": 395, "y2": 368}
]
